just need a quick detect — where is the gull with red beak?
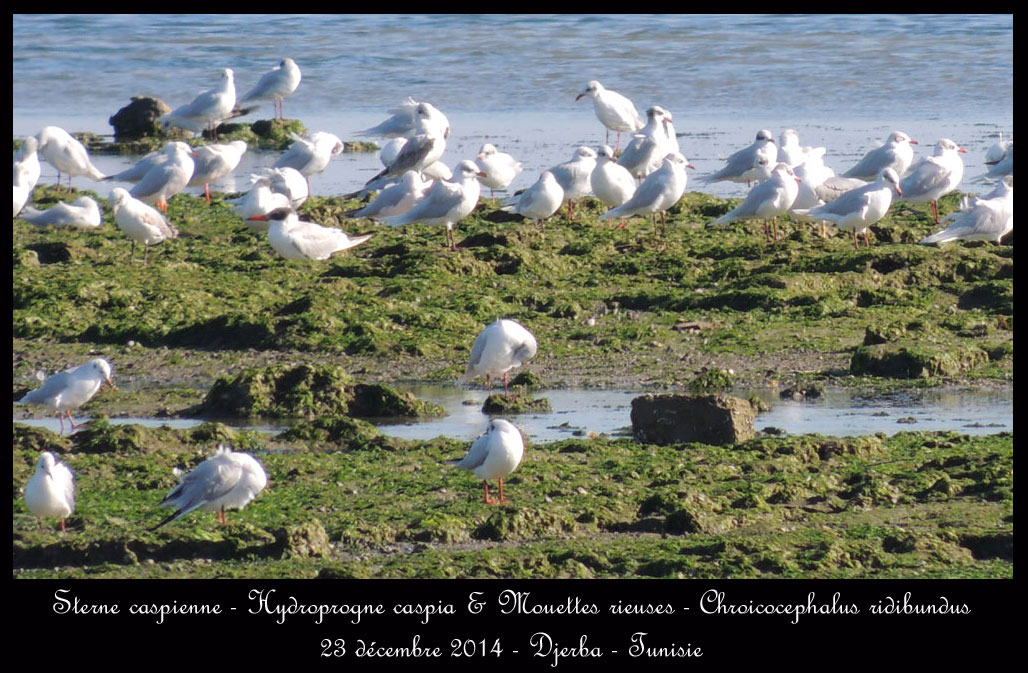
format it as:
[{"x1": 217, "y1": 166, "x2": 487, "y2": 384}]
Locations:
[
  {"x1": 18, "y1": 358, "x2": 117, "y2": 434},
  {"x1": 380, "y1": 160, "x2": 486, "y2": 250},
  {"x1": 842, "y1": 131, "x2": 918, "y2": 181},
  {"x1": 708, "y1": 162, "x2": 802, "y2": 242},
  {"x1": 187, "y1": 140, "x2": 248, "y2": 204},
  {"x1": 599, "y1": 152, "x2": 693, "y2": 236},
  {"x1": 794, "y1": 168, "x2": 903, "y2": 250},
  {"x1": 129, "y1": 141, "x2": 196, "y2": 212},
  {"x1": 575, "y1": 80, "x2": 644, "y2": 153},
  {"x1": 448, "y1": 418, "x2": 525, "y2": 505},
  {"x1": 365, "y1": 103, "x2": 449, "y2": 186},
  {"x1": 898, "y1": 138, "x2": 967, "y2": 223}
]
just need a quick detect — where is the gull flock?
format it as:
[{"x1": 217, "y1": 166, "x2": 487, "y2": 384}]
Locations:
[{"x1": 13, "y1": 65, "x2": 1013, "y2": 530}]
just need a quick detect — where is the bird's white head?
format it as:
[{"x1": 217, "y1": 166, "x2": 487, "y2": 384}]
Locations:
[
  {"x1": 477, "y1": 143, "x2": 497, "y2": 158},
  {"x1": 756, "y1": 129, "x2": 775, "y2": 143},
  {"x1": 889, "y1": 131, "x2": 917, "y2": 146},
  {"x1": 37, "y1": 451, "x2": 58, "y2": 474},
  {"x1": 880, "y1": 168, "x2": 902, "y2": 196}
]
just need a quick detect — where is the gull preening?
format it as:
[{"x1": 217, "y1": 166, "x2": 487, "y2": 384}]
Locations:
[
  {"x1": 547, "y1": 146, "x2": 597, "y2": 221},
  {"x1": 239, "y1": 57, "x2": 301, "y2": 120},
  {"x1": 500, "y1": 170, "x2": 564, "y2": 231},
  {"x1": 129, "y1": 141, "x2": 196, "y2": 212},
  {"x1": 247, "y1": 207, "x2": 374, "y2": 261},
  {"x1": 599, "y1": 152, "x2": 692, "y2": 235},
  {"x1": 18, "y1": 196, "x2": 102, "y2": 229},
  {"x1": 576, "y1": 80, "x2": 644, "y2": 152},
  {"x1": 700, "y1": 129, "x2": 776, "y2": 186},
  {"x1": 449, "y1": 418, "x2": 525, "y2": 505},
  {"x1": 36, "y1": 126, "x2": 106, "y2": 188},
  {"x1": 365, "y1": 103, "x2": 448, "y2": 186},
  {"x1": 358, "y1": 98, "x2": 451, "y2": 140},
  {"x1": 381, "y1": 159, "x2": 485, "y2": 250},
  {"x1": 898, "y1": 138, "x2": 966, "y2": 223},
  {"x1": 18, "y1": 358, "x2": 116, "y2": 434},
  {"x1": 709, "y1": 162, "x2": 801, "y2": 242},
  {"x1": 152, "y1": 444, "x2": 267, "y2": 529},
  {"x1": 188, "y1": 140, "x2": 248, "y2": 203},
  {"x1": 257, "y1": 166, "x2": 309, "y2": 208},
  {"x1": 777, "y1": 129, "x2": 822, "y2": 168},
  {"x1": 110, "y1": 187, "x2": 180, "y2": 263},
  {"x1": 475, "y1": 143, "x2": 523, "y2": 199},
  {"x1": 794, "y1": 168, "x2": 902, "y2": 249},
  {"x1": 842, "y1": 131, "x2": 918, "y2": 181},
  {"x1": 920, "y1": 175, "x2": 1013, "y2": 245},
  {"x1": 24, "y1": 452, "x2": 76, "y2": 532},
  {"x1": 161, "y1": 68, "x2": 237, "y2": 139},
  {"x1": 274, "y1": 131, "x2": 344, "y2": 184},
  {"x1": 349, "y1": 170, "x2": 432, "y2": 220},
  {"x1": 463, "y1": 318, "x2": 538, "y2": 395},
  {"x1": 617, "y1": 106, "x2": 677, "y2": 180}
]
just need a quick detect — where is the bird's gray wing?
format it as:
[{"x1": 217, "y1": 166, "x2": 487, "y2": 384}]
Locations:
[
  {"x1": 815, "y1": 177, "x2": 867, "y2": 202},
  {"x1": 56, "y1": 462, "x2": 76, "y2": 511},
  {"x1": 130, "y1": 164, "x2": 178, "y2": 200},
  {"x1": 273, "y1": 142, "x2": 315, "y2": 172},
  {"x1": 464, "y1": 329, "x2": 489, "y2": 373},
  {"x1": 453, "y1": 433, "x2": 491, "y2": 470},
  {"x1": 19, "y1": 370, "x2": 74, "y2": 405},
  {"x1": 813, "y1": 185, "x2": 872, "y2": 217},
  {"x1": 385, "y1": 179, "x2": 462, "y2": 224},
  {"x1": 900, "y1": 160, "x2": 947, "y2": 198},
  {"x1": 843, "y1": 146, "x2": 891, "y2": 179},
  {"x1": 105, "y1": 151, "x2": 166, "y2": 182}
]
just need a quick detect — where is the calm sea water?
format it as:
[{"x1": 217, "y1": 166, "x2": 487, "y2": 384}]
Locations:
[{"x1": 13, "y1": 14, "x2": 1013, "y2": 198}]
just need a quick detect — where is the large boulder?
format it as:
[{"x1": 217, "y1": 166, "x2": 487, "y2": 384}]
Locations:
[
  {"x1": 630, "y1": 393, "x2": 756, "y2": 446},
  {"x1": 109, "y1": 97, "x2": 171, "y2": 141}
]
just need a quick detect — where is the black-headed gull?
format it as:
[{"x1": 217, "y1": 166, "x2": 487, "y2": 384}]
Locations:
[
  {"x1": 152, "y1": 444, "x2": 267, "y2": 528},
  {"x1": 575, "y1": 80, "x2": 644, "y2": 152},
  {"x1": 449, "y1": 418, "x2": 525, "y2": 505},
  {"x1": 109, "y1": 187, "x2": 179, "y2": 264},
  {"x1": 381, "y1": 160, "x2": 485, "y2": 250},
  {"x1": 475, "y1": 143, "x2": 523, "y2": 199},
  {"x1": 247, "y1": 207, "x2": 374, "y2": 261},
  {"x1": 898, "y1": 138, "x2": 966, "y2": 223},
  {"x1": 14, "y1": 136, "x2": 41, "y2": 215},
  {"x1": 274, "y1": 131, "x2": 344, "y2": 185},
  {"x1": 365, "y1": 103, "x2": 447, "y2": 186},
  {"x1": 188, "y1": 140, "x2": 248, "y2": 203},
  {"x1": 18, "y1": 196, "x2": 102, "y2": 229},
  {"x1": 129, "y1": 141, "x2": 195, "y2": 212},
  {"x1": 842, "y1": 131, "x2": 918, "y2": 181},
  {"x1": 161, "y1": 68, "x2": 237, "y2": 140},
  {"x1": 591, "y1": 145, "x2": 636, "y2": 227},
  {"x1": 103, "y1": 147, "x2": 171, "y2": 184},
  {"x1": 500, "y1": 170, "x2": 564, "y2": 232},
  {"x1": 777, "y1": 129, "x2": 822, "y2": 168},
  {"x1": 35, "y1": 126, "x2": 106, "y2": 188},
  {"x1": 547, "y1": 146, "x2": 597, "y2": 221},
  {"x1": 463, "y1": 318, "x2": 538, "y2": 395},
  {"x1": 598, "y1": 152, "x2": 693, "y2": 235},
  {"x1": 14, "y1": 165, "x2": 33, "y2": 218},
  {"x1": 700, "y1": 129, "x2": 776, "y2": 186},
  {"x1": 259, "y1": 166, "x2": 309, "y2": 208},
  {"x1": 794, "y1": 168, "x2": 902, "y2": 249},
  {"x1": 984, "y1": 134, "x2": 1012, "y2": 167},
  {"x1": 709, "y1": 162, "x2": 802, "y2": 241},
  {"x1": 357, "y1": 98, "x2": 451, "y2": 140},
  {"x1": 349, "y1": 170, "x2": 431, "y2": 220},
  {"x1": 24, "y1": 452, "x2": 75, "y2": 532},
  {"x1": 18, "y1": 358, "x2": 116, "y2": 434},
  {"x1": 617, "y1": 106, "x2": 677, "y2": 180},
  {"x1": 239, "y1": 57, "x2": 301, "y2": 120},
  {"x1": 920, "y1": 175, "x2": 1012, "y2": 245},
  {"x1": 979, "y1": 142, "x2": 1013, "y2": 183}
]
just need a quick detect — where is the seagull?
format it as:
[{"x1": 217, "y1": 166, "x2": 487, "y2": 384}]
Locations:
[
  {"x1": 35, "y1": 126, "x2": 106, "y2": 188},
  {"x1": 109, "y1": 187, "x2": 179, "y2": 264},
  {"x1": 349, "y1": 170, "x2": 432, "y2": 219},
  {"x1": 188, "y1": 140, "x2": 247, "y2": 203},
  {"x1": 448, "y1": 418, "x2": 525, "y2": 505},
  {"x1": 575, "y1": 80, "x2": 644, "y2": 152},
  {"x1": 161, "y1": 68, "x2": 237, "y2": 140},
  {"x1": 364, "y1": 103, "x2": 447, "y2": 186},
  {"x1": 463, "y1": 318, "x2": 538, "y2": 395},
  {"x1": 274, "y1": 131, "x2": 344, "y2": 185},
  {"x1": 130, "y1": 141, "x2": 195, "y2": 212},
  {"x1": 380, "y1": 160, "x2": 485, "y2": 250},
  {"x1": 591, "y1": 145, "x2": 636, "y2": 227},
  {"x1": 357, "y1": 98, "x2": 451, "y2": 140},
  {"x1": 18, "y1": 196, "x2": 102, "y2": 229},
  {"x1": 246, "y1": 207, "x2": 374, "y2": 261},
  {"x1": 898, "y1": 138, "x2": 967, "y2": 223},
  {"x1": 983, "y1": 133, "x2": 1012, "y2": 167},
  {"x1": 709, "y1": 162, "x2": 802, "y2": 242},
  {"x1": 14, "y1": 136, "x2": 41, "y2": 214},
  {"x1": 788, "y1": 151, "x2": 867, "y2": 237},
  {"x1": 547, "y1": 146, "x2": 597, "y2": 221},
  {"x1": 920, "y1": 175, "x2": 1012, "y2": 245},
  {"x1": 152, "y1": 444, "x2": 267, "y2": 529},
  {"x1": 228, "y1": 175, "x2": 291, "y2": 230},
  {"x1": 500, "y1": 170, "x2": 564, "y2": 232},
  {"x1": 475, "y1": 143, "x2": 523, "y2": 199},
  {"x1": 598, "y1": 152, "x2": 693, "y2": 235},
  {"x1": 842, "y1": 131, "x2": 918, "y2": 181},
  {"x1": 239, "y1": 57, "x2": 301, "y2": 120},
  {"x1": 24, "y1": 452, "x2": 75, "y2": 532},
  {"x1": 103, "y1": 147, "x2": 172, "y2": 184},
  {"x1": 978, "y1": 142, "x2": 1013, "y2": 183},
  {"x1": 256, "y1": 166, "x2": 308, "y2": 207},
  {"x1": 17, "y1": 358, "x2": 116, "y2": 434},
  {"x1": 379, "y1": 137, "x2": 408, "y2": 167},
  {"x1": 617, "y1": 106, "x2": 677, "y2": 180},
  {"x1": 777, "y1": 129, "x2": 822, "y2": 168},
  {"x1": 700, "y1": 129, "x2": 777, "y2": 186},
  {"x1": 794, "y1": 168, "x2": 902, "y2": 250}
]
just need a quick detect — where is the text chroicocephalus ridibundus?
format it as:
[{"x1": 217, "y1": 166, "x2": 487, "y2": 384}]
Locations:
[
  {"x1": 349, "y1": 170, "x2": 432, "y2": 220},
  {"x1": 239, "y1": 57, "x2": 301, "y2": 120},
  {"x1": 547, "y1": 146, "x2": 597, "y2": 221},
  {"x1": 448, "y1": 418, "x2": 525, "y2": 505},
  {"x1": 920, "y1": 175, "x2": 1012, "y2": 245},
  {"x1": 109, "y1": 187, "x2": 179, "y2": 264},
  {"x1": 35, "y1": 126, "x2": 106, "y2": 188},
  {"x1": 475, "y1": 143, "x2": 523, "y2": 199},
  {"x1": 794, "y1": 168, "x2": 902, "y2": 249},
  {"x1": 24, "y1": 452, "x2": 75, "y2": 532},
  {"x1": 358, "y1": 98, "x2": 451, "y2": 140},
  {"x1": 500, "y1": 170, "x2": 564, "y2": 232},
  {"x1": 247, "y1": 207, "x2": 373, "y2": 261},
  {"x1": 898, "y1": 138, "x2": 967, "y2": 223},
  {"x1": 18, "y1": 196, "x2": 102, "y2": 229},
  {"x1": 842, "y1": 131, "x2": 918, "y2": 181},
  {"x1": 598, "y1": 152, "x2": 693, "y2": 235},
  {"x1": 575, "y1": 80, "x2": 644, "y2": 152},
  {"x1": 381, "y1": 160, "x2": 485, "y2": 250},
  {"x1": 617, "y1": 106, "x2": 677, "y2": 180},
  {"x1": 463, "y1": 318, "x2": 538, "y2": 395},
  {"x1": 709, "y1": 162, "x2": 802, "y2": 242},
  {"x1": 18, "y1": 358, "x2": 116, "y2": 434},
  {"x1": 129, "y1": 141, "x2": 195, "y2": 212},
  {"x1": 161, "y1": 68, "x2": 236, "y2": 140},
  {"x1": 152, "y1": 444, "x2": 267, "y2": 529},
  {"x1": 188, "y1": 140, "x2": 248, "y2": 203},
  {"x1": 701, "y1": 129, "x2": 777, "y2": 186}
]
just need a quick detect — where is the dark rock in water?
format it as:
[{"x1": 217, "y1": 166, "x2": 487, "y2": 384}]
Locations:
[
  {"x1": 778, "y1": 381, "x2": 824, "y2": 401},
  {"x1": 109, "y1": 97, "x2": 171, "y2": 141},
  {"x1": 631, "y1": 393, "x2": 756, "y2": 446},
  {"x1": 482, "y1": 393, "x2": 551, "y2": 414}
]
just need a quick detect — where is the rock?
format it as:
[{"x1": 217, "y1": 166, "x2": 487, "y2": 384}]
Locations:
[
  {"x1": 277, "y1": 520, "x2": 331, "y2": 558},
  {"x1": 778, "y1": 381, "x2": 824, "y2": 401},
  {"x1": 850, "y1": 342, "x2": 989, "y2": 378},
  {"x1": 108, "y1": 97, "x2": 171, "y2": 141},
  {"x1": 630, "y1": 393, "x2": 756, "y2": 446},
  {"x1": 482, "y1": 393, "x2": 551, "y2": 414}
]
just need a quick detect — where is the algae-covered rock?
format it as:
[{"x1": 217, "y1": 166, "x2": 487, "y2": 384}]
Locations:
[
  {"x1": 482, "y1": 393, "x2": 551, "y2": 414},
  {"x1": 13, "y1": 423, "x2": 73, "y2": 455},
  {"x1": 276, "y1": 520, "x2": 331, "y2": 558},
  {"x1": 778, "y1": 381, "x2": 824, "y2": 401},
  {"x1": 688, "y1": 369, "x2": 734, "y2": 393},
  {"x1": 631, "y1": 393, "x2": 756, "y2": 446},
  {"x1": 109, "y1": 96, "x2": 171, "y2": 141},
  {"x1": 850, "y1": 342, "x2": 989, "y2": 378},
  {"x1": 474, "y1": 507, "x2": 576, "y2": 541},
  {"x1": 197, "y1": 364, "x2": 355, "y2": 418},
  {"x1": 277, "y1": 416, "x2": 403, "y2": 451},
  {"x1": 411, "y1": 512, "x2": 470, "y2": 543},
  {"x1": 349, "y1": 384, "x2": 444, "y2": 418}
]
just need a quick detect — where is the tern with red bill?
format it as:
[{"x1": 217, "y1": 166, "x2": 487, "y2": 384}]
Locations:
[{"x1": 247, "y1": 207, "x2": 373, "y2": 261}]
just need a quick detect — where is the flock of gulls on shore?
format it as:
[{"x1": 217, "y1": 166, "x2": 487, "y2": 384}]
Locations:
[{"x1": 14, "y1": 61, "x2": 1013, "y2": 532}]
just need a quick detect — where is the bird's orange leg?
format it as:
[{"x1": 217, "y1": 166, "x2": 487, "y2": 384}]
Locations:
[
  {"x1": 482, "y1": 481, "x2": 497, "y2": 505},
  {"x1": 497, "y1": 478, "x2": 510, "y2": 504}
]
